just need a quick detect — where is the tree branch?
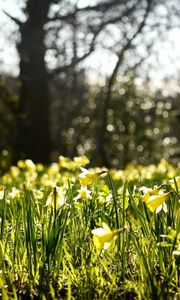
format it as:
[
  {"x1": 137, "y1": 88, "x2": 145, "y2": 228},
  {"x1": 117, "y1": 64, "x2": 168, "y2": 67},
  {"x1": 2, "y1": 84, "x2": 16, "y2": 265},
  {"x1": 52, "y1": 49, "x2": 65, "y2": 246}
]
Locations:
[
  {"x1": 3, "y1": 10, "x2": 23, "y2": 27},
  {"x1": 50, "y1": 2, "x2": 137, "y2": 75},
  {"x1": 50, "y1": 28, "x2": 99, "y2": 75},
  {"x1": 97, "y1": 0, "x2": 153, "y2": 166},
  {"x1": 48, "y1": 0, "x2": 124, "y2": 22},
  {"x1": 108, "y1": 0, "x2": 152, "y2": 92}
]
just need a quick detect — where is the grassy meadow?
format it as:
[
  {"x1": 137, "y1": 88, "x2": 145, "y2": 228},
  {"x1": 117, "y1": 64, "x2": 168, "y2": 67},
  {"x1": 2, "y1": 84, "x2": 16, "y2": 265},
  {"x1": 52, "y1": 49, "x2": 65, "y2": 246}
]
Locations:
[{"x1": 0, "y1": 156, "x2": 179, "y2": 299}]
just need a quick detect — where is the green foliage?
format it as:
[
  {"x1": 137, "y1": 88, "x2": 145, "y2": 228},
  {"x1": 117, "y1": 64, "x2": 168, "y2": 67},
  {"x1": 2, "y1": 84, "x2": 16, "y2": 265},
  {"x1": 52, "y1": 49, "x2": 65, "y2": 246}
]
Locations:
[
  {"x1": 92, "y1": 73, "x2": 179, "y2": 167},
  {"x1": 0, "y1": 73, "x2": 179, "y2": 169}
]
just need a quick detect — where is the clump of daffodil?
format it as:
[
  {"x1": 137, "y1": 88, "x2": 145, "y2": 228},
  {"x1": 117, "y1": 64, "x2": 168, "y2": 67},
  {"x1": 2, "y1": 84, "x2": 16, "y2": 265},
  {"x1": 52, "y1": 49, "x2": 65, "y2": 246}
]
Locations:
[
  {"x1": 24, "y1": 169, "x2": 37, "y2": 184},
  {"x1": 123, "y1": 164, "x2": 141, "y2": 181},
  {"x1": 24, "y1": 159, "x2": 36, "y2": 170},
  {"x1": 75, "y1": 186, "x2": 92, "y2": 202},
  {"x1": 36, "y1": 163, "x2": 44, "y2": 172},
  {"x1": 1, "y1": 173, "x2": 12, "y2": 185},
  {"x1": 98, "y1": 184, "x2": 113, "y2": 204},
  {"x1": 58, "y1": 156, "x2": 70, "y2": 169},
  {"x1": 73, "y1": 156, "x2": 90, "y2": 168},
  {"x1": 17, "y1": 160, "x2": 27, "y2": 169},
  {"x1": 40, "y1": 173, "x2": 59, "y2": 188},
  {"x1": 110, "y1": 169, "x2": 124, "y2": 181},
  {"x1": 157, "y1": 159, "x2": 176, "y2": 178},
  {"x1": 48, "y1": 163, "x2": 60, "y2": 176},
  {"x1": 140, "y1": 185, "x2": 172, "y2": 213},
  {"x1": 91, "y1": 222, "x2": 126, "y2": 251},
  {"x1": 139, "y1": 164, "x2": 157, "y2": 180},
  {"x1": 45, "y1": 186, "x2": 66, "y2": 208},
  {"x1": 7, "y1": 187, "x2": 21, "y2": 202},
  {"x1": 33, "y1": 189, "x2": 44, "y2": 200},
  {"x1": 10, "y1": 166, "x2": 20, "y2": 178},
  {"x1": 58, "y1": 155, "x2": 89, "y2": 171}
]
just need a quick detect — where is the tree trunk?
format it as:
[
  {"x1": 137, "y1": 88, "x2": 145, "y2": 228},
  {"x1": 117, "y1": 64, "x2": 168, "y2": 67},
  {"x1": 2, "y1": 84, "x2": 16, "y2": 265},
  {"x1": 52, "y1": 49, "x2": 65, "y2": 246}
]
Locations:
[{"x1": 16, "y1": 0, "x2": 51, "y2": 164}]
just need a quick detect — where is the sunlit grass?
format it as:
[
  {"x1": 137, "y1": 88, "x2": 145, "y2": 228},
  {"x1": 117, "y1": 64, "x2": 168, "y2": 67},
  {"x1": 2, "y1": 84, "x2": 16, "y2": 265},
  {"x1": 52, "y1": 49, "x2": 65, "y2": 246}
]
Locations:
[{"x1": 0, "y1": 156, "x2": 179, "y2": 299}]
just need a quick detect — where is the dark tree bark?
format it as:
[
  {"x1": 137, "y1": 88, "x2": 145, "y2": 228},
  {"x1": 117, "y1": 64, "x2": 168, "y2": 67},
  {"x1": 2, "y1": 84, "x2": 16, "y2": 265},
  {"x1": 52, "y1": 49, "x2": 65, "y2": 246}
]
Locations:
[{"x1": 16, "y1": 0, "x2": 52, "y2": 164}]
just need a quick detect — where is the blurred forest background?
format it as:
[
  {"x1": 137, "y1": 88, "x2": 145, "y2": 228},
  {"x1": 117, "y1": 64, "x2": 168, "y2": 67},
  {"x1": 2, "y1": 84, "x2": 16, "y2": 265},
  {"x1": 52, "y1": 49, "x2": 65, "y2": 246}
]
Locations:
[{"x1": 0, "y1": 0, "x2": 180, "y2": 171}]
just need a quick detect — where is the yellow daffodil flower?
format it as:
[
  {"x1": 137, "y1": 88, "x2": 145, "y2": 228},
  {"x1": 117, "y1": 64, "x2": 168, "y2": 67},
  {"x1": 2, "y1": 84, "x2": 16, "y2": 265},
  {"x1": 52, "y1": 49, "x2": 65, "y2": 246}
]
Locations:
[
  {"x1": 10, "y1": 166, "x2": 20, "y2": 178},
  {"x1": 73, "y1": 156, "x2": 89, "y2": 168},
  {"x1": 45, "y1": 186, "x2": 66, "y2": 208},
  {"x1": 24, "y1": 159, "x2": 36, "y2": 170},
  {"x1": 79, "y1": 167, "x2": 98, "y2": 186},
  {"x1": 140, "y1": 185, "x2": 172, "y2": 213},
  {"x1": 140, "y1": 185, "x2": 164, "y2": 202},
  {"x1": 33, "y1": 189, "x2": 44, "y2": 200},
  {"x1": 91, "y1": 222, "x2": 126, "y2": 251},
  {"x1": 59, "y1": 155, "x2": 89, "y2": 171},
  {"x1": 75, "y1": 186, "x2": 92, "y2": 201},
  {"x1": 146, "y1": 191, "x2": 172, "y2": 213},
  {"x1": 8, "y1": 187, "x2": 21, "y2": 200},
  {"x1": 48, "y1": 163, "x2": 59, "y2": 176},
  {"x1": 17, "y1": 160, "x2": 26, "y2": 169},
  {"x1": 36, "y1": 163, "x2": 44, "y2": 172}
]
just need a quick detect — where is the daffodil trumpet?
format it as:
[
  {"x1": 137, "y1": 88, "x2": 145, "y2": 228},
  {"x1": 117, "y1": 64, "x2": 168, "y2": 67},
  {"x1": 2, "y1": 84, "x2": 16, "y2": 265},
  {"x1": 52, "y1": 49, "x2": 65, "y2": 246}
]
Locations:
[{"x1": 91, "y1": 222, "x2": 127, "y2": 251}]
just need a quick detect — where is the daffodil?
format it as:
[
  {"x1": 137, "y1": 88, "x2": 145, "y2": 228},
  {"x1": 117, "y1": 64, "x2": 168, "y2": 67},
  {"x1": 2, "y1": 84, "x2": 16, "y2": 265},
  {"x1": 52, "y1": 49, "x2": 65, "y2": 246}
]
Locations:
[
  {"x1": 146, "y1": 192, "x2": 171, "y2": 213},
  {"x1": 24, "y1": 159, "x2": 36, "y2": 170},
  {"x1": 10, "y1": 166, "x2": 20, "y2": 178},
  {"x1": 73, "y1": 156, "x2": 89, "y2": 168},
  {"x1": 79, "y1": 167, "x2": 98, "y2": 186},
  {"x1": 0, "y1": 185, "x2": 4, "y2": 200},
  {"x1": 157, "y1": 159, "x2": 176, "y2": 178},
  {"x1": 17, "y1": 160, "x2": 26, "y2": 169},
  {"x1": 91, "y1": 222, "x2": 126, "y2": 251},
  {"x1": 140, "y1": 185, "x2": 164, "y2": 202},
  {"x1": 36, "y1": 163, "x2": 44, "y2": 172},
  {"x1": 8, "y1": 187, "x2": 21, "y2": 200},
  {"x1": 98, "y1": 184, "x2": 113, "y2": 203},
  {"x1": 33, "y1": 189, "x2": 44, "y2": 200},
  {"x1": 58, "y1": 155, "x2": 89, "y2": 171},
  {"x1": 75, "y1": 186, "x2": 92, "y2": 201},
  {"x1": 45, "y1": 186, "x2": 66, "y2": 208},
  {"x1": 48, "y1": 163, "x2": 59, "y2": 176},
  {"x1": 140, "y1": 185, "x2": 172, "y2": 213}
]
